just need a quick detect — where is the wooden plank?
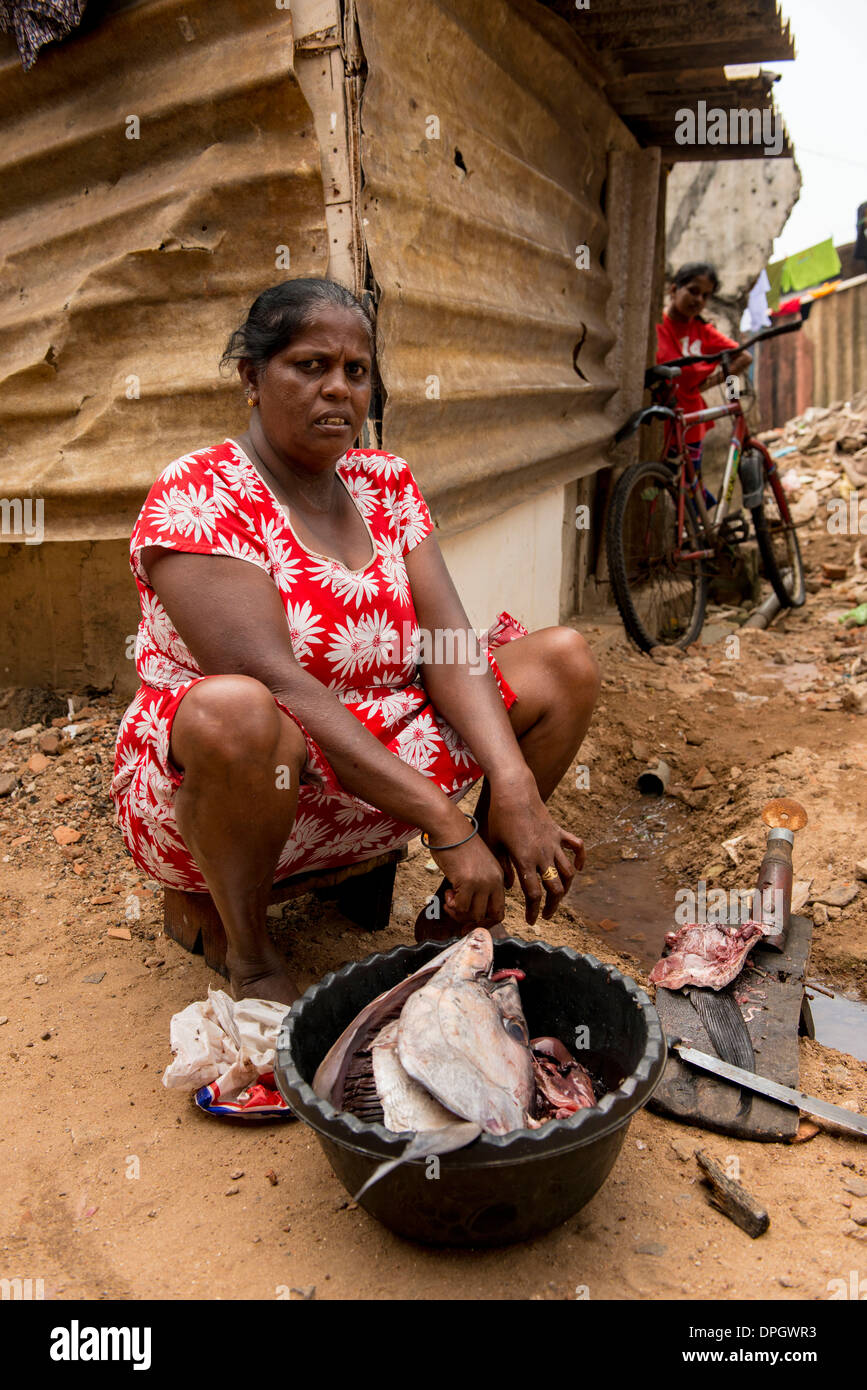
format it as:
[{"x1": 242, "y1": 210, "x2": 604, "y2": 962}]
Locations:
[{"x1": 648, "y1": 913, "x2": 813, "y2": 1141}]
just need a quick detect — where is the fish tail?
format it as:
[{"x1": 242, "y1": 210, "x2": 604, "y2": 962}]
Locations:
[{"x1": 352, "y1": 1122, "x2": 482, "y2": 1202}]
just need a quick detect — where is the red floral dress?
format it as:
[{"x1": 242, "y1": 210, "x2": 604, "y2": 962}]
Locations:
[{"x1": 110, "y1": 440, "x2": 527, "y2": 890}]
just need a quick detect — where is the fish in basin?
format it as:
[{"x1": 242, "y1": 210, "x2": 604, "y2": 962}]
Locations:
[{"x1": 313, "y1": 929, "x2": 599, "y2": 1196}]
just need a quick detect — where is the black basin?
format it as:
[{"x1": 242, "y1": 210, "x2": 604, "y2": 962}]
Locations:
[{"x1": 275, "y1": 936, "x2": 666, "y2": 1247}]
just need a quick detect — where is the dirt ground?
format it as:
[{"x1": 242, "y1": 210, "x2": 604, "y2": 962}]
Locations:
[{"x1": 1, "y1": 451, "x2": 866, "y2": 1301}]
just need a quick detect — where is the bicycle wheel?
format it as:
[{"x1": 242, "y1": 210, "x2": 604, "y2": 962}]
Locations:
[
  {"x1": 607, "y1": 460, "x2": 708, "y2": 652},
  {"x1": 749, "y1": 462, "x2": 806, "y2": 608}
]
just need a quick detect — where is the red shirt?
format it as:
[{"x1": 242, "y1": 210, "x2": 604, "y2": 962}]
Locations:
[{"x1": 656, "y1": 313, "x2": 739, "y2": 443}]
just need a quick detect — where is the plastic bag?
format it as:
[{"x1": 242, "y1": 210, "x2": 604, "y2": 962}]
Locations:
[{"x1": 162, "y1": 987, "x2": 289, "y2": 1101}]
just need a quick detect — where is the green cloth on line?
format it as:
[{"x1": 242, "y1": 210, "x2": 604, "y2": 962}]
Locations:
[{"x1": 766, "y1": 239, "x2": 842, "y2": 307}]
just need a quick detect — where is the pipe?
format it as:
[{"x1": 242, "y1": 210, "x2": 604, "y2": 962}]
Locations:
[
  {"x1": 637, "y1": 758, "x2": 672, "y2": 795},
  {"x1": 742, "y1": 592, "x2": 783, "y2": 629}
]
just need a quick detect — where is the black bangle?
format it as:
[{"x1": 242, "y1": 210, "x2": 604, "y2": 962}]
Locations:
[{"x1": 420, "y1": 815, "x2": 478, "y2": 852}]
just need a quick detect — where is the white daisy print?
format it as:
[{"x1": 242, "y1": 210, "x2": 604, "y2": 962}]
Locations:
[
  {"x1": 356, "y1": 451, "x2": 405, "y2": 481},
  {"x1": 285, "y1": 599, "x2": 325, "y2": 661},
  {"x1": 342, "y1": 471, "x2": 379, "y2": 518},
  {"x1": 398, "y1": 489, "x2": 431, "y2": 550},
  {"x1": 147, "y1": 487, "x2": 189, "y2": 535},
  {"x1": 215, "y1": 531, "x2": 268, "y2": 569},
  {"x1": 160, "y1": 455, "x2": 195, "y2": 483},
  {"x1": 219, "y1": 452, "x2": 267, "y2": 502},
  {"x1": 307, "y1": 555, "x2": 379, "y2": 608},
  {"x1": 377, "y1": 535, "x2": 410, "y2": 602},
  {"x1": 174, "y1": 484, "x2": 221, "y2": 543},
  {"x1": 394, "y1": 710, "x2": 442, "y2": 772},
  {"x1": 435, "y1": 716, "x2": 474, "y2": 767}
]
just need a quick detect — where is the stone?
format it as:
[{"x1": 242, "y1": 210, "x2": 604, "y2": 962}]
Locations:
[
  {"x1": 38, "y1": 732, "x2": 61, "y2": 756},
  {"x1": 842, "y1": 685, "x2": 867, "y2": 714},
  {"x1": 52, "y1": 825, "x2": 81, "y2": 846},
  {"x1": 702, "y1": 863, "x2": 726, "y2": 881},
  {"x1": 856, "y1": 861, "x2": 867, "y2": 883},
  {"x1": 691, "y1": 766, "x2": 715, "y2": 790},
  {"x1": 812, "y1": 903, "x2": 829, "y2": 927},
  {"x1": 224, "y1": 1186, "x2": 240, "y2": 1197},
  {"x1": 27, "y1": 753, "x2": 50, "y2": 775},
  {"x1": 229, "y1": 1169, "x2": 244, "y2": 1180},
  {"x1": 821, "y1": 563, "x2": 848, "y2": 581},
  {"x1": 0, "y1": 772, "x2": 18, "y2": 796},
  {"x1": 790, "y1": 489, "x2": 820, "y2": 525},
  {"x1": 54, "y1": 791, "x2": 72, "y2": 805},
  {"x1": 424, "y1": 858, "x2": 439, "y2": 873},
  {"x1": 850, "y1": 1202, "x2": 867, "y2": 1227},
  {"x1": 12, "y1": 724, "x2": 42, "y2": 743},
  {"x1": 83, "y1": 972, "x2": 106, "y2": 984},
  {"x1": 144, "y1": 956, "x2": 165, "y2": 968},
  {"x1": 635, "y1": 1242, "x2": 666, "y2": 1256},
  {"x1": 815, "y1": 882, "x2": 860, "y2": 908},
  {"x1": 669, "y1": 1138, "x2": 695, "y2": 1162},
  {"x1": 844, "y1": 1178, "x2": 867, "y2": 1198},
  {"x1": 33, "y1": 974, "x2": 48, "y2": 985},
  {"x1": 107, "y1": 928, "x2": 132, "y2": 941}
]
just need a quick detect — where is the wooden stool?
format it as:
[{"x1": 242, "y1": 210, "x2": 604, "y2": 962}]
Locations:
[{"x1": 163, "y1": 846, "x2": 408, "y2": 977}]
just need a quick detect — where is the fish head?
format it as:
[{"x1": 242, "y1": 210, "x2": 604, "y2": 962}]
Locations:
[
  {"x1": 443, "y1": 927, "x2": 494, "y2": 982},
  {"x1": 489, "y1": 977, "x2": 531, "y2": 1048}
]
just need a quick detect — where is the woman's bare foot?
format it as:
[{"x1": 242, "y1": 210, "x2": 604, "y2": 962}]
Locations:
[{"x1": 227, "y1": 948, "x2": 300, "y2": 1007}]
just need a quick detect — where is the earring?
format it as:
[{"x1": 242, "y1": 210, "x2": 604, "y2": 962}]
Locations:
[{"x1": 246, "y1": 394, "x2": 255, "y2": 407}]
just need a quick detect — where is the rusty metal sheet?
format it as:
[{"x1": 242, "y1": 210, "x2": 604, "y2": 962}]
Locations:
[
  {"x1": 0, "y1": 0, "x2": 329, "y2": 541},
  {"x1": 354, "y1": 0, "x2": 643, "y2": 539}
]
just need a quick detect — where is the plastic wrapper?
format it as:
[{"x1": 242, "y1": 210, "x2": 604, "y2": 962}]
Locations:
[{"x1": 162, "y1": 988, "x2": 294, "y2": 1119}]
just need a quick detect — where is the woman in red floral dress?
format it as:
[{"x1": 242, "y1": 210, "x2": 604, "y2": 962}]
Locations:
[{"x1": 111, "y1": 279, "x2": 600, "y2": 1004}]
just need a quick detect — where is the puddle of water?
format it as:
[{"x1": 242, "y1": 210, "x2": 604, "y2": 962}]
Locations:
[
  {"x1": 569, "y1": 857, "x2": 675, "y2": 965},
  {"x1": 805, "y1": 985, "x2": 867, "y2": 1063},
  {"x1": 569, "y1": 794, "x2": 686, "y2": 964},
  {"x1": 759, "y1": 661, "x2": 820, "y2": 683}
]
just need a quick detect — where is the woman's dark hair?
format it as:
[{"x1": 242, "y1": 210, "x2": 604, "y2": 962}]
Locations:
[
  {"x1": 220, "y1": 278, "x2": 375, "y2": 374},
  {"x1": 671, "y1": 262, "x2": 720, "y2": 293}
]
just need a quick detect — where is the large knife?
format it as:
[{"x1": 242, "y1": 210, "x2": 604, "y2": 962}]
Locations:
[{"x1": 672, "y1": 1043, "x2": 867, "y2": 1139}]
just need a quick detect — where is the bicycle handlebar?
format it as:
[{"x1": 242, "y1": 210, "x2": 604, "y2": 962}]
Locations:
[{"x1": 661, "y1": 317, "x2": 802, "y2": 369}]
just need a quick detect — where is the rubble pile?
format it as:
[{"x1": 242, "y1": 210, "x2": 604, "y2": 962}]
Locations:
[{"x1": 756, "y1": 389, "x2": 867, "y2": 530}]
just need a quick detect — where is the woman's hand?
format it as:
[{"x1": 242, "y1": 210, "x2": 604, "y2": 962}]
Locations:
[
  {"x1": 426, "y1": 828, "x2": 506, "y2": 929},
  {"x1": 485, "y1": 785, "x2": 584, "y2": 925}
]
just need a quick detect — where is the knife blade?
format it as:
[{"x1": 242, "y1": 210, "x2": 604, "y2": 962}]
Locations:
[{"x1": 672, "y1": 1043, "x2": 867, "y2": 1138}]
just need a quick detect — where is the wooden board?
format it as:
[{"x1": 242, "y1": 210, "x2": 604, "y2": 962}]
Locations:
[{"x1": 648, "y1": 914, "x2": 813, "y2": 1141}]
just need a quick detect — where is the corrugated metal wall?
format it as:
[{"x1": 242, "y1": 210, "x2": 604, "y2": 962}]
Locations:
[
  {"x1": 810, "y1": 280, "x2": 867, "y2": 409},
  {"x1": 0, "y1": 0, "x2": 329, "y2": 541},
  {"x1": 354, "y1": 0, "x2": 642, "y2": 540},
  {"x1": 756, "y1": 278, "x2": 867, "y2": 425}
]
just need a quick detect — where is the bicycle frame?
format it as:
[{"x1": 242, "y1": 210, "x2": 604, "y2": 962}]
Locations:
[{"x1": 662, "y1": 400, "x2": 750, "y2": 563}]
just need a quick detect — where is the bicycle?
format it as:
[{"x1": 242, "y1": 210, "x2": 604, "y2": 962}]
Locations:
[{"x1": 606, "y1": 321, "x2": 806, "y2": 652}]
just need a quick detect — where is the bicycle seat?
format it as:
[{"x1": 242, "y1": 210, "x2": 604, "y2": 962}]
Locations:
[{"x1": 645, "y1": 365, "x2": 682, "y2": 387}]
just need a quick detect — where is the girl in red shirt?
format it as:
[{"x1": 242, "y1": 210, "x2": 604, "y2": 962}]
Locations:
[{"x1": 656, "y1": 262, "x2": 752, "y2": 503}]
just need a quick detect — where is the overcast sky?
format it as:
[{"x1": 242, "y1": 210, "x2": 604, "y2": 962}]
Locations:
[{"x1": 771, "y1": 0, "x2": 866, "y2": 261}]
